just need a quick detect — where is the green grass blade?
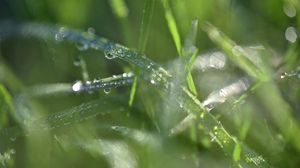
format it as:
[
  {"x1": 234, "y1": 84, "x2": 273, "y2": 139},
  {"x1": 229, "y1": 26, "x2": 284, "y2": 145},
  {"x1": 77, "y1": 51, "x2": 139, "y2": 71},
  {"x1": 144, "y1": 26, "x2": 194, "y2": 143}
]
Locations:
[
  {"x1": 162, "y1": 0, "x2": 182, "y2": 55},
  {"x1": 128, "y1": 75, "x2": 138, "y2": 106},
  {"x1": 202, "y1": 22, "x2": 265, "y2": 80},
  {"x1": 129, "y1": 0, "x2": 155, "y2": 106},
  {"x1": 138, "y1": 0, "x2": 155, "y2": 53},
  {"x1": 0, "y1": 84, "x2": 14, "y2": 130},
  {"x1": 183, "y1": 20, "x2": 199, "y2": 95}
]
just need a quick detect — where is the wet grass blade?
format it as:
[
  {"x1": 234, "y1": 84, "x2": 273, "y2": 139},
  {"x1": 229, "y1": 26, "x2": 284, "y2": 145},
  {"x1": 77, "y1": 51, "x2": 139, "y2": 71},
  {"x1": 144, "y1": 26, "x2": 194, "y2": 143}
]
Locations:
[
  {"x1": 129, "y1": 0, "x2": 155, "y2": 107},
  {"x1": 161, "y1": 0, "x2": 182, "y2": 55}
]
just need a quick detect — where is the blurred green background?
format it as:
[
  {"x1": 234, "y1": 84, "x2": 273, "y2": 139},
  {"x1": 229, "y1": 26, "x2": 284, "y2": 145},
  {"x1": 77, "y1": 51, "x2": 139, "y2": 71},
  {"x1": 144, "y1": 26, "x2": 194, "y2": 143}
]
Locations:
[{"x1": 0, "y1": 0, "x2": 300, "y2": 168}]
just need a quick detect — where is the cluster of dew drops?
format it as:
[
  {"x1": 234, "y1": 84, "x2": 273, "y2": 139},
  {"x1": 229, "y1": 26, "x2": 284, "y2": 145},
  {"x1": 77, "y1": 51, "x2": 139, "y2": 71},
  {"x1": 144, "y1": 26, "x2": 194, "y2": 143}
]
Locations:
[{"x1": 281, "y1": 3, "x2": 300, "y2": 80}]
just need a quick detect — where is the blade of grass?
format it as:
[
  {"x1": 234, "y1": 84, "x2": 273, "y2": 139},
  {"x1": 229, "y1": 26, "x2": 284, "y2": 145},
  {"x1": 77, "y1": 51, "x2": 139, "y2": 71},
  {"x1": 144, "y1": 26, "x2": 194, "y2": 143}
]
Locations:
[
  {"x1": 161, "y1": 0, "x2": 182, "y2": 55},
  {"x1": 201, "y1": 22, "x2": 265, "y2": 80},
  {"x1": 183, "y1": 19, "x2": 199, "y2": 95},
  {"x1": 129, "y1": 0, "x2": 155, "y2": 106},
  {"x1": 0, "y1": 84, "x2": 14, "y2": 130},
  {"x1": 161, "y1": 1, "x2": 198, "y2": 94}
]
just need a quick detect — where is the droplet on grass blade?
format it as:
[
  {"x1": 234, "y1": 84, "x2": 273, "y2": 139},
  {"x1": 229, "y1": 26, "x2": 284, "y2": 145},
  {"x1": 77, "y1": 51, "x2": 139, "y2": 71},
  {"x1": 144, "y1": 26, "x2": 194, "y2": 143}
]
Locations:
[
  {"x1": 104, "y1": 88, "x2": 111, "y2": 94},
  {"x1": 72, "y1": 81, "x2": 83, "y2": 92},
  {"x1": 55, "y1": 27, "x2": 68, "y2": 42},
  {"x1": 285, "y1": 27, "x2": 298, "y2": 43},
  {"x1": 104, "y1": 51, "x2": 116, "y2": 60}
]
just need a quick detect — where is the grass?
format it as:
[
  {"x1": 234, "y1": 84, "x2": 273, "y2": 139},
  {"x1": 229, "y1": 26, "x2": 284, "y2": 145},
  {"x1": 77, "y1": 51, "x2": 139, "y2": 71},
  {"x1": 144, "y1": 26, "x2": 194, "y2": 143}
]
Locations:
[{"x1": 1, "y1": 0, "x2": 300, "y2": 168}]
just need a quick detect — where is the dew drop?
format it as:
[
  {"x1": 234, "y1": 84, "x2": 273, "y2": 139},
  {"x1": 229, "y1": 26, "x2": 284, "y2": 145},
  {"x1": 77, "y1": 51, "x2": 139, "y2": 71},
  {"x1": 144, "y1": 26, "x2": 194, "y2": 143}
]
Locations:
[
  {"x1": 55, "y1": 27, "x2": 67, "y2": 42},
  {"x1": 283, "y1": 3, "x2": 297, "y2": 18},
  {"x1": 150, "y1": 79, "x2": 155, "y2": 84},
  {"x1": 179, "y1": 103, "x2": 184, "y2": 108},
  {"x1": 72, "y1": 81, "x2": 83, "y2": 92},
  {"x1": 213, "y1": 126, "x2": 218, "y2": 130},
  {"x1": 200, "y1": 113, "x2": 205, "y2": 118},
  {"x1": 211, "y1": 135, "x2": 216, "y2": 142},
  {"x1": 280, "y1": 72, "x2": 287, "y2": 79},
  {"x1": 87, "y1": 27, "x2": 95, "y2": 35},
  {"x1": 73, "y1": 57, "x2": 81, "y2": 66},
  {"x1": 104, "y1": 52, "x2": 116, "y2": 60},
  {"x1": 285, "y1": 27, "x2": 298, "y2": 43},
  {"x1": 104, "y1": 88, "x2": 111, "y2": 94},
  {"x1": 76, "y1": 41, "x2": 89, "y2": 51}
]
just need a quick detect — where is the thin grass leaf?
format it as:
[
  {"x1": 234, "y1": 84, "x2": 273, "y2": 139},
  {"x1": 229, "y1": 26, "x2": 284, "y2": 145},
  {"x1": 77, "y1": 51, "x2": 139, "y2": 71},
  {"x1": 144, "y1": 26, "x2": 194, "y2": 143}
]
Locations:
[
  {"x1": 129, "y1": 0, "x2": 156, "y2": 106},
  {"x1": 162, "y1": 0, "x2": 182, "y2": 55},
  {"x1": 24, "y1": 72, "x2": 134, "y2": 96},
  {"x1": 0, "y1": 84, "x2": 14, "y2": 130},
  {"x1": 182, "y1": 19, "x2": 199, "y2": 95},
  {"x1": 138, "y1": 0, "x2": 155, "y2": 53},
  {"x1": 128, "y1": 76, "x2": 138, "y2": 106}
]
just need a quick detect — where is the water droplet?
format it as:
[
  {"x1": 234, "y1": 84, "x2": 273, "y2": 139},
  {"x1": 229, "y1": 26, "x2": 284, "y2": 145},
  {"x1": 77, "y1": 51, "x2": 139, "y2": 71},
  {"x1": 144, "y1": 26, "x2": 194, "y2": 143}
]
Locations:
[
  {"x1": 87, "y1": 27, "x2": 95, "y2": 35},
  {"x1": 112, "y1": 126, "x2": 120, "y2": 131},
  {"x1": 104, "y1": 52, "x2": 116, "y2": 60},
  {"x1": 73, "y1": 57, "x2": 81, "y2": 66},
  {"x1": 55, "y1": 27, "x2": 67, "y2": 42},
  {"x1": 213, "y1": 126, "x2": 218, "y2": 130},
  {"x1": 150, "y1": 79, "x2": 155, "y2": 84},
  {"x1": 76, "y1": 41, "x2": 89, "y2": 51},
  {"x1": 104, "y1": 88, "x2": 111, "y2": 94},
  {"x1": 200, "y1": 113, "x2": 205, "y2": 118},
  {"x1": 280, "y1": 72, "x2": 287, "y2": 79},
  {"x1": 285, "y1": 27, "x2": 298, "y2": 43},
  {"x1": 179, "y1": 103, "x2": 184, "y2": 108},
  {"x1": 211, "y1": 135, "x2": 216, "y2": 142},
  {"x1": 72, "y1": 81, "x2": 82, "y2": 92},
  {"x1": 283, "y1": 3, "x2": 297, "y2": 18}
]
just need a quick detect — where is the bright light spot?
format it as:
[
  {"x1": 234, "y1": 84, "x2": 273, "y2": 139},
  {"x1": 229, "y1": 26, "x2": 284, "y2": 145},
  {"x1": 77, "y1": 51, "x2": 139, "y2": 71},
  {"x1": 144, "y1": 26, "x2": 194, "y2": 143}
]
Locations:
[
  {"x1": 283, "y1": 4, "x2": 297, "y2": 18},
  {"x1": 285, "y1": 27, "x2": 298, "y2": 43},
  {"x1": 72, "y1": 81, "x2": 82, "y2": 92},
  {"x1": 194, "y1": 51, "x2": 226, "y2": 71}
]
